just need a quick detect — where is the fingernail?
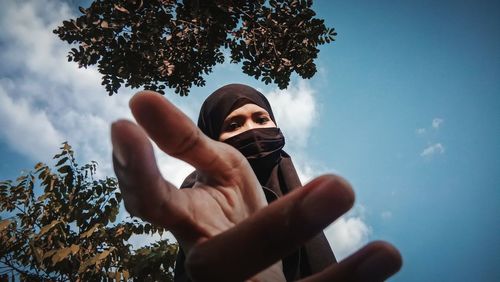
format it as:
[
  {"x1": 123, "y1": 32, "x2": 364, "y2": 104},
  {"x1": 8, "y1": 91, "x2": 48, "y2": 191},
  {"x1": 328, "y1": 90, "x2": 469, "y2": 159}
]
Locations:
[
  {"x1": 111, "y1": 123, "x2": 128, "y2": 167},
  {"x1": 113, "y1": 150, "x2": 127, "y2": 168}
]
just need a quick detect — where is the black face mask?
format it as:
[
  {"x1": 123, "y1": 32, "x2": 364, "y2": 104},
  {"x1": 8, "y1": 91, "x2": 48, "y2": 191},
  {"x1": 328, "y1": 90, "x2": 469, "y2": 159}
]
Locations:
[
  {"x1": 223, "y1": 127, "x2": 285, "y2": 185},
  {"x1": 223, "y1": 127, "x2": 285, "y2": 160}
]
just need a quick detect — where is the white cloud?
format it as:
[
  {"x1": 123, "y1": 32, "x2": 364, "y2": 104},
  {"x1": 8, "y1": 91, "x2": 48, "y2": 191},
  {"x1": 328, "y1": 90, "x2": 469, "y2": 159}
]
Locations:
[
  {"x1": 0, "y1": 0, "x2": 195, "y2": 185},
  {"x1": 324, "y1": 206, "x2": 371, "y2": 260},
  {"x1": 381, "y1": 211, "x2": 393, "y2": 219},
  {"x1": 262, "y1": 81, "x2": 370, "y2": 260},
  {"x1": 420, "y1": 143, "x2": 445, "y2": 157},
  {"x1": 432, "y1": 118, "x2": 444, "y2": 129},
  {"x1": 128, "y1": 229, "x2": 177, "y2": 250},
  {"x1": 416, "y1": 118, "x2": 445, "y2": 157},
  {"x1": 295, "y1": 161, "x2": 322, "y2": 184},
  {"x1": 264, "y1": 80, "x2": 318, "y2": 149},
  {"x1": 261, "y1": 80, "x2": 330, "y2": 182},
  {"x1": 416, "y1": 117, "x2": 444, "y2": 135},
  {"x1": 416, "y1": 128, "x2": 426, "y2": 135},
  {"x1": 0, "y1": 85, "x2": 64, "y2": 161},
  {"x1": 0, "y1": 0, "x2": 195, "y2": 249}
]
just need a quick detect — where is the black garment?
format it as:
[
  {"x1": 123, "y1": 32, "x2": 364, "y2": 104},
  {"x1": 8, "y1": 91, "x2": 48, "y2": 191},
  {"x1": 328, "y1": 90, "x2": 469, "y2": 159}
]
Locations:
[
  {"x1": 197, "y1": 84, "x2": 277, "y2": 140},
  {"x1": 224, "y1": 127, "x2": 285, "y2": 185},
  {"x1": 174, "y1": 84, "x2": 336, "y2": 281}
]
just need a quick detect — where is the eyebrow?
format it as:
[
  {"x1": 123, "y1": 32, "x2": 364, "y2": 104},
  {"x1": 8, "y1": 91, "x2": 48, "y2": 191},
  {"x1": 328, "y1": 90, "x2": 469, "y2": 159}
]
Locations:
[
  {"x1": 224, "y1": 110, "x2": 269, "y2": 122},
  {"x1": 252, "y1": 110, "x2": 269, "y2": 116}
]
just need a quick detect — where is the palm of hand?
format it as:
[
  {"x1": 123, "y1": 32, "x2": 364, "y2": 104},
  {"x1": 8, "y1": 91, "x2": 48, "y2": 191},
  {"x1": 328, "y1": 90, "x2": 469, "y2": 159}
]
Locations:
[
  {"x1": 170, "y1": 155, "x2": 269, "y2": 252},
  {"x1": 112, "y1": 92, "x2": 402, "y2": 282},
  {"x1": 112, "y1": 92, "x2": 285, "y2": 281}
]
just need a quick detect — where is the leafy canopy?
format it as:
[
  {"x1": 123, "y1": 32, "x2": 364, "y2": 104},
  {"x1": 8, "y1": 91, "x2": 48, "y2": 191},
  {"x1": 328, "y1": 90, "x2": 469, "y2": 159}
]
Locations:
[
  {"x1": 54, "y1": 0, "x2": 336, "y2": 96},
  {"x1": 0, "y1": 143, "x2": 177, "y2": 281}
]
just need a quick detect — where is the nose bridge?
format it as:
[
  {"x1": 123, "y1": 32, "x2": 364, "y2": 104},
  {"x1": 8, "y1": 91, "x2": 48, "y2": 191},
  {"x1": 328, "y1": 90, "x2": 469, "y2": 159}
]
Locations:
[{"x1": 244, "y1": 119, "x2": 256, "y2": 130}]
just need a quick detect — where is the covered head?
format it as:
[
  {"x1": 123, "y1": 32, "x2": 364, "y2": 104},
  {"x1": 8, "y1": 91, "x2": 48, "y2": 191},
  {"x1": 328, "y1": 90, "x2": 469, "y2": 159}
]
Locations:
[
  {"x1": 197, "y1": 84, "x2": 277, "y2": 140},
  {"x1": 175, "y1": 84, "x2": 336, "y2": 281}
]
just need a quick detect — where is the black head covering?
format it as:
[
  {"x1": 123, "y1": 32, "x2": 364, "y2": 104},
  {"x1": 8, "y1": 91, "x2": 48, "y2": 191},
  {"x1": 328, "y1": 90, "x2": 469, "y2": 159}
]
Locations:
[
  {"x1": 174, "y1": 84, "x2": 336, "y2": 282},
  {"x1": 197, "y1": 83, "x2": 277, "y2": 140}
]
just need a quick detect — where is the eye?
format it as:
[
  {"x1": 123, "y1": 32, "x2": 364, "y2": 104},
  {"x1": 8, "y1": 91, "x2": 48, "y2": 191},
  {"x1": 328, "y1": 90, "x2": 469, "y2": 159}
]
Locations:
[
  {"x1": 225, "y1": 121, "x2": 241, "y2": 132},
  {"x1": 256, "y1": 116, "x2": 270, "y2": 124}
]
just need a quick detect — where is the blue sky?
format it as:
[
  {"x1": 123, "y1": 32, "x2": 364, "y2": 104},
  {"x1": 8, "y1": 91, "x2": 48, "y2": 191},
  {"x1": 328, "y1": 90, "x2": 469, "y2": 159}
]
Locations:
[{"x1": 1, "y1": 0, "x2": 499, "y2": 281}]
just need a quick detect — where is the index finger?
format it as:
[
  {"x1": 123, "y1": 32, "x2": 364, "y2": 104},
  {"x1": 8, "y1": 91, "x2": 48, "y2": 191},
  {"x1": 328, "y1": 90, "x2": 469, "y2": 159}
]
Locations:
[{"x1": 130, "y1": 91, "x2": 247, "y2": 180}]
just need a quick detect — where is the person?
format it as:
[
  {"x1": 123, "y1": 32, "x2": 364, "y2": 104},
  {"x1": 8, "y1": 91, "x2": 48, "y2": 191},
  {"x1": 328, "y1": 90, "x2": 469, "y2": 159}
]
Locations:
[
  {"x1": 174, "y1": 84, "x2": 337, "y2": 281},
  {"x1": 111, "y1": 84, "x2": 402, "y2": 281}
]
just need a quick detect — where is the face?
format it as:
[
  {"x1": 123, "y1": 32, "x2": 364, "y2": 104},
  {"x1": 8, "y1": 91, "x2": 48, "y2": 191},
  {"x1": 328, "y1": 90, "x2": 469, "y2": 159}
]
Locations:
[{"x1": 218, "y1": 103, "x2": 277, "y2": 141}]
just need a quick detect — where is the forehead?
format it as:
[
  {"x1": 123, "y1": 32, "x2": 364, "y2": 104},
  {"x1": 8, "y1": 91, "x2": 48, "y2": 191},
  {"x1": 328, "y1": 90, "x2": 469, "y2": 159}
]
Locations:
[{"x1": 225, "y1": 103, "x2": 270, "y2": 119}]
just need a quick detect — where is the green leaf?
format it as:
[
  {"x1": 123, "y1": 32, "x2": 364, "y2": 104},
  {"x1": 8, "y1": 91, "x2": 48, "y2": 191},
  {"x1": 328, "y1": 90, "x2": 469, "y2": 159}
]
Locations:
[
  {"x1": 43, "y1": 249, "x2": 57, "y2": 259},
  {"x1": 114, "y1": 4, "x2": 130, "y2": 14},
  {"x1": 51, "y1": 247, "x2": 72, "y2": 265},
  {"x1": 57, "y1": 165, "x2": 70, "y2": 174},
  {"x1": 50, "y1": 244, "x2": 79, "y2": 266},
  {"x1": 47, "y1": 177, "x2": 56, "y2": 191},
  {"x1": 144, "y1": 224, "x2": 151, "y2": 234},
  {"x1": 70, "y1": 244, "x2": 80, "y2": 254},
  {"x1": 33, "y1": 247, "x2": 44, "y2": 264},
  {"x1": 37, "y1": 220, "x2": 60, "y2": 237},
  {"x1": 0, "y1": 219, "x2": 11, "y2": 232},
  {"x1": 109, "y1": 207, "x2": 117, "y2": 223},
  {"x1": 37, "y1": 192, "x2": 52, "y2": 202},
  {"x1": 80, "y1": 223, "x2": 100, "y2": 238},
  {"x1": 114, "y1": 226, "x2": 125, "y2": 236},
  {"x1": 78, "y1": 247, "x2": 115, "y2": 274},
  {"x1": 55, "y1": 156, "x2": 69, "y2": 167},
  {"x1": 62, "y1": 142, "x2": 72, "y2": 152},
  {"x1": 122, "y1": 270, "x2": 130, "y2": 280},
  {"x1": 34, "y1": 162, "x2": 45, "y2": 170}
]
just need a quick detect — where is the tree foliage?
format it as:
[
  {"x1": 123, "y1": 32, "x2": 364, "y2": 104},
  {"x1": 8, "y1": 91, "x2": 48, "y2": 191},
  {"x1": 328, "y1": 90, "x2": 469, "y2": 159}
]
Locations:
[
  {"x1": 0, "y1": 143, "x2": 177, "y2": 281},
  {"x1": 53, "y1": 0, "x2": 337, "y2": 96}
]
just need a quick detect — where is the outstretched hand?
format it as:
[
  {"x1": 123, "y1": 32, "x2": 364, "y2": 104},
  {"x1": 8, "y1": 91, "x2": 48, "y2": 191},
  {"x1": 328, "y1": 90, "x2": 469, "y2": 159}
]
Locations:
[{"x1": 111, "y1": 91, "x2": 402, "y2": 281}]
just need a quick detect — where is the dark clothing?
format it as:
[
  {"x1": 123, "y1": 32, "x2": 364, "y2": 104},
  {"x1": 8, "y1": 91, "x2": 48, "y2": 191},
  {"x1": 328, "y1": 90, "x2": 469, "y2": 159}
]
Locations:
[
  {"x1": 197, "y1": 84, "x2": 277, "y2": 140},
  {"x1": 174, "y1": 153, "x2": 337, "y2": 281},
  {"x1": 174, "y1": 84, "x2": 337, "y2": 281}
]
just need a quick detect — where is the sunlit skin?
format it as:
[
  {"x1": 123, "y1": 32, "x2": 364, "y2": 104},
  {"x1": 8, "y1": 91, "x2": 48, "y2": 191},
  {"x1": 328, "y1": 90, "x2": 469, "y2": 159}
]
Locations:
[
  {"x1": 111, "y1": 91, "x2": 402, "y2": 281},
  {"x1": 219, "y1": 103, "x2": 277, "y2": 141}
]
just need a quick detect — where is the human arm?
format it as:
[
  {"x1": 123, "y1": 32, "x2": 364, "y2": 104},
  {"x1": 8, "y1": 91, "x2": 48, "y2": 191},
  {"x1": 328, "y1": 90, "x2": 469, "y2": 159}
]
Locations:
[{"x1": 111, "y1": 92, "x2": 402, "y2": 281}]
